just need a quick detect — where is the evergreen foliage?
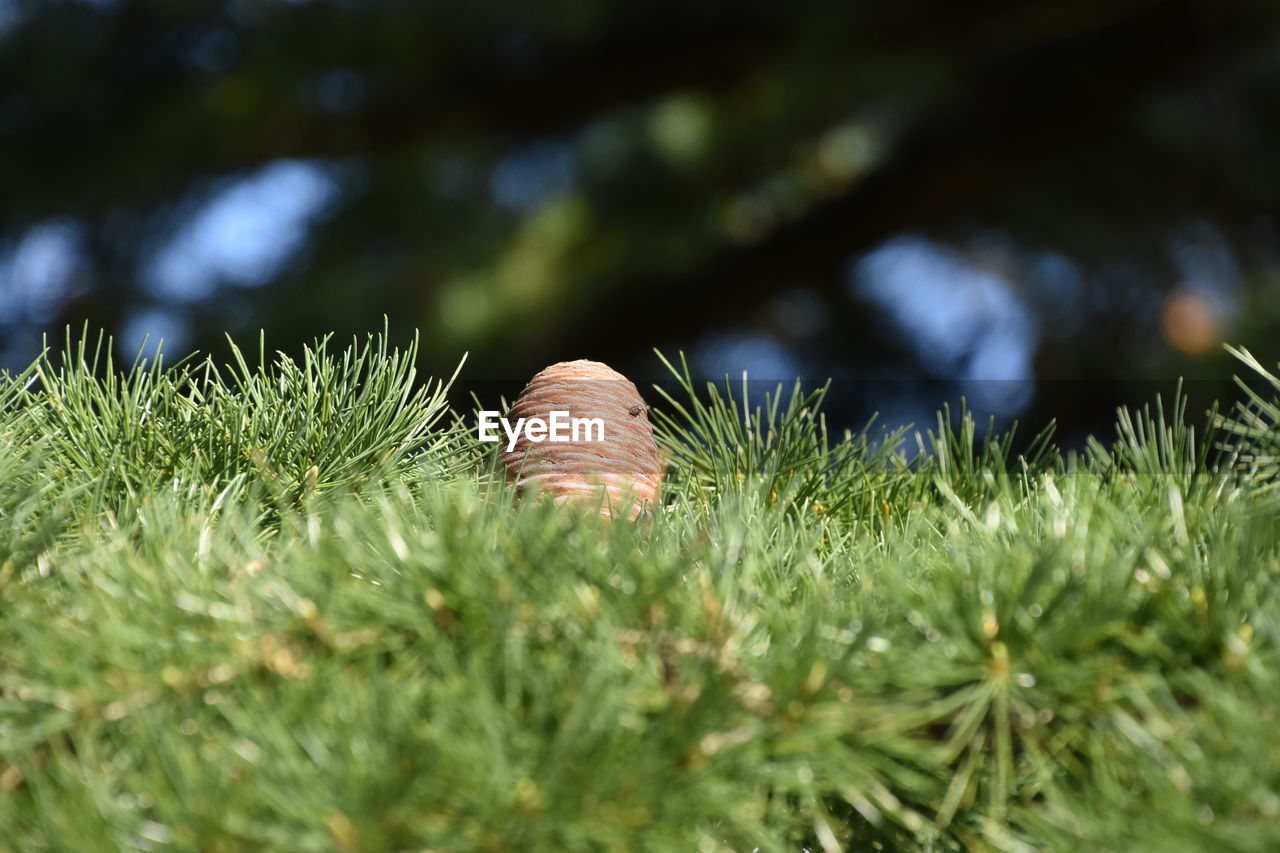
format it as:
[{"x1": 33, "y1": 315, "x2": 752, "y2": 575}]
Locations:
[{"x1": 1, "y1": 333, "x2": 1278, "y2": 851}]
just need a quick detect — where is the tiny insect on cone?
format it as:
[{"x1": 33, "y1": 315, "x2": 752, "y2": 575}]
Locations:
[{"x1": 499, "y1": 359, "x2": 662, "y2": 520}]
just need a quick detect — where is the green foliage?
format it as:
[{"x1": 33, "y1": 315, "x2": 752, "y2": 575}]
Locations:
[
  {"x1": 1218, "y1": 345, "x2": 1280, "y2": 487},
  {"x1": 14, "y1": 327, "x2": 464, "y2": 511},
  {"x1": 649, "y1": 350, "x2": 916, "y2": 530},
  {"x1": 2, "y1": 333, "x2": 1279, "y2": 851},
  {"x1": 1087, "y1": 379, "x2": 1222, "y2": 487}
]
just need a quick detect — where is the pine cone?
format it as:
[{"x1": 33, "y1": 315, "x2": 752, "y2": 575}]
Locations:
[{"x1": 499, "y1": 360, "x2": 662, "y2": 519}]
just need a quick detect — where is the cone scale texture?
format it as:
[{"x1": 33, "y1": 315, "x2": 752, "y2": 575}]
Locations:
[{"x1": 499, "y1": 360, "x2": 662, "y2": 519}]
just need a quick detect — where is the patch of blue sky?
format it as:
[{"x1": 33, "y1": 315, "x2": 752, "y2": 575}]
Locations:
[
  {"x1": 119, "y1": 307, "x2": 190, "y2": 363},
  {"x1": 697, "y1": 332, "x2": 803, "y2": 383},
  {"x1": 0, "y1": 0, "x2": 19, "y2": 36},
  {"x1": 695, "y1": 332, "x2": 811, "y2": 414},
  {"x1": 0, "y1": 219, "x2": 84, "y2": 326},
  {"x1": 1026, "y1": 250, "x2": 1085, "y2": 334},
  {"x1": 1168, "y1": 219, "x2": 1241, "y2": 300},
  {"x1": 490, "y1": 141, "x2": 576, "y2": 212},
  {"x1": 144, "y1": 160, "x2": 339, "y2": 303},
  {"x1": 850, "y1": 235, "x2": 1038, "y2": 418}
]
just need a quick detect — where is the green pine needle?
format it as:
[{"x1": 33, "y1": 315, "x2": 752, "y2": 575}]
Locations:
[{"x1": 0, "y1": 331, "x2": 1277, "y2": 851}]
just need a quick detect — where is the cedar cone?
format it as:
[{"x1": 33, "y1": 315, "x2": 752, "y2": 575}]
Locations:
[{"x1": 499, "y1": 360, "x2": 662, "y2": 519}]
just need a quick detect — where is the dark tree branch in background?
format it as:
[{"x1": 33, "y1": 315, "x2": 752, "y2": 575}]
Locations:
[
  {"x1": 539, "y1": 0, "x2": 1222, "y2": 375},
  {"x1": 1, "y1": 2, "x2": 783, "y2": 226},
  {"x1": 3, "y1": 0, "x2": 1205, "y2": 225},
  {"x1": 3, "y1": 0, "x2": 1280, "y2": 444}
]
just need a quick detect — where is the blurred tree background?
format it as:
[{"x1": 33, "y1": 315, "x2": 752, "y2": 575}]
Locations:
[{"x1": 3, "y1": 0, "x2": 1280, "y2": 443}]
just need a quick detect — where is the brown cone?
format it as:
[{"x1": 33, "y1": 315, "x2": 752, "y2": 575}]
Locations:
[{"x1": 499, "y1": 360, "x2": 662, "y2": 519}]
